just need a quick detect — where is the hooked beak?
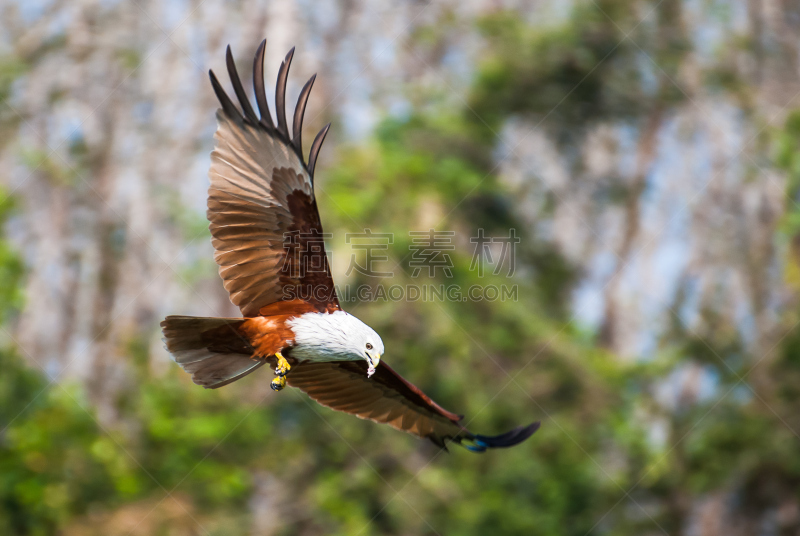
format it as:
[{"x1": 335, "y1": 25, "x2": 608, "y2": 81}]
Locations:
[{"x1": 366, "y1": 350, "x2": 381, "y2": 378}]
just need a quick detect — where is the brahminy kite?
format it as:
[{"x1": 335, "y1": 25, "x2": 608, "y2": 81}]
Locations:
[{"x1": 160, "y1": 40, "x2": 539, "y2": 452}]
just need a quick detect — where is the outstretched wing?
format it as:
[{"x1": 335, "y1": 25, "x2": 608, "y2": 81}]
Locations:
[
  {"x1": 286, "y1": 360, "x2": 540, "y2": 451},
  {"x1": 207, "y1": 41, "x2": 338, "y2": 316}
]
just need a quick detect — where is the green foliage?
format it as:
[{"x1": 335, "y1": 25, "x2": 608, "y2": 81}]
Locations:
[
  {"x1": 470, "y1": 0, "x2": 689, "y2": 149},
  {"x1": 0, "y1": 192, "x2": 23, "y2": 322},
  {"x1": 0, "y1": 369, "x2": 115, "y2": 535},
  {"x1": 472, "y1": 6, "x2": 638, "y2": 135}
]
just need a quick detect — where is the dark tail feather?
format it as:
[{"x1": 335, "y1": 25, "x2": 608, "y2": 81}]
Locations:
[
  {"x1": 461, "y1": 422, "x2": 541, "y2": 453},
  {"x1": 161, "y1": 315, "x2": 265, "y2": 389}
]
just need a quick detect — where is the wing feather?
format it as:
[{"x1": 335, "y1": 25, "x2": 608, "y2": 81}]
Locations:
[
  {"x1": 293, "y1": 75, "x2": 316, "y2": 155},
  {"x1": 275, "y1": 48, "x2": 294, "y2": 138},
  {"x1": 226, "y1": 45, "x2": 259, "y2": 124},
  {"x1": 253, "y1": 39, "x2": 275, "y2": 131},
  {"x1": 287, "y1": 361, "x2": 466, "y2": 445},
  {"x1": 286, "y1": 360, "x2": 540, "y2": 450},
  {"x1": 207, "y1": 44, "x2": 339, "y2": 316},
  {"x1": 308, "y1": 123, "x2": 331, "y2": 178}
]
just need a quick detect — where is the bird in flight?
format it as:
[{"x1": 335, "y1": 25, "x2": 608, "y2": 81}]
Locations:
[{"x1": 161, "y1": 40, "x2": 539, "y2": 452}]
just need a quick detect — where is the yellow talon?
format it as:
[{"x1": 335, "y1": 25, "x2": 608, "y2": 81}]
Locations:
[
  {"x1": 271, "y1": 351, "x2": 290, "y2": 392},
  {"x1": 274, "y1": 350, "x2": 291, "y2": 377},
  {"x1": 270, "y1": 375, "x2": 286, "y2": 391}
]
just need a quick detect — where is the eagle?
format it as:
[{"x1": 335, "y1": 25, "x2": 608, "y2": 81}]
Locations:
[{"x1": 160, "y1": 40, "x2": 539, "y2": 452}]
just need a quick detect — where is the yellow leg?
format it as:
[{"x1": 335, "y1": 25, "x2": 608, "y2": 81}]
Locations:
[
  {"x1": 274, "y1": 351, "x2": 291, "y2": 376},
  {"x1": 270, "y1": 351, "x2": 290, "y2": 392}
]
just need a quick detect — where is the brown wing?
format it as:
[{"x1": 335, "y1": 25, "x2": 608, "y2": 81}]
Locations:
[
  {"x1": 286, "y1": 360, "x2": 540, "y2": 450},
  {"x1": 207, "y1": 41, "x2": 338, "y2": 316}
]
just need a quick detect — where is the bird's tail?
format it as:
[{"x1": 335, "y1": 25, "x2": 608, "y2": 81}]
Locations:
[
  {"x1": 160, "y1": 315, "x2": 266, "y2": 389},
  {"x1": 459, "y1": 422, "x2": 541, "y2": 453}
]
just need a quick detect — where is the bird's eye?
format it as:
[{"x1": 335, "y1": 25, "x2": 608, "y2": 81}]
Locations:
[{"x1": 366, "y1": 343, "x2": 373, "y2": 350}]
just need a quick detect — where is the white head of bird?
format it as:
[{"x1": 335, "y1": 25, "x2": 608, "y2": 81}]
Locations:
[{"x1": 288, "y1": 311, "x2": 384, "y2": 376}]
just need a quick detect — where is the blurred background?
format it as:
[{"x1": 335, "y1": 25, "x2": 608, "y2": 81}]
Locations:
[{"x1": 1, "y1": 0, "x2": 800, "y2": 534}]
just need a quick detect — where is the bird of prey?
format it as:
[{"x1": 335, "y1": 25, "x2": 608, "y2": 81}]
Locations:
[{"x1": 160, "y1": 40, "x2": 539, "y2": 452}]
